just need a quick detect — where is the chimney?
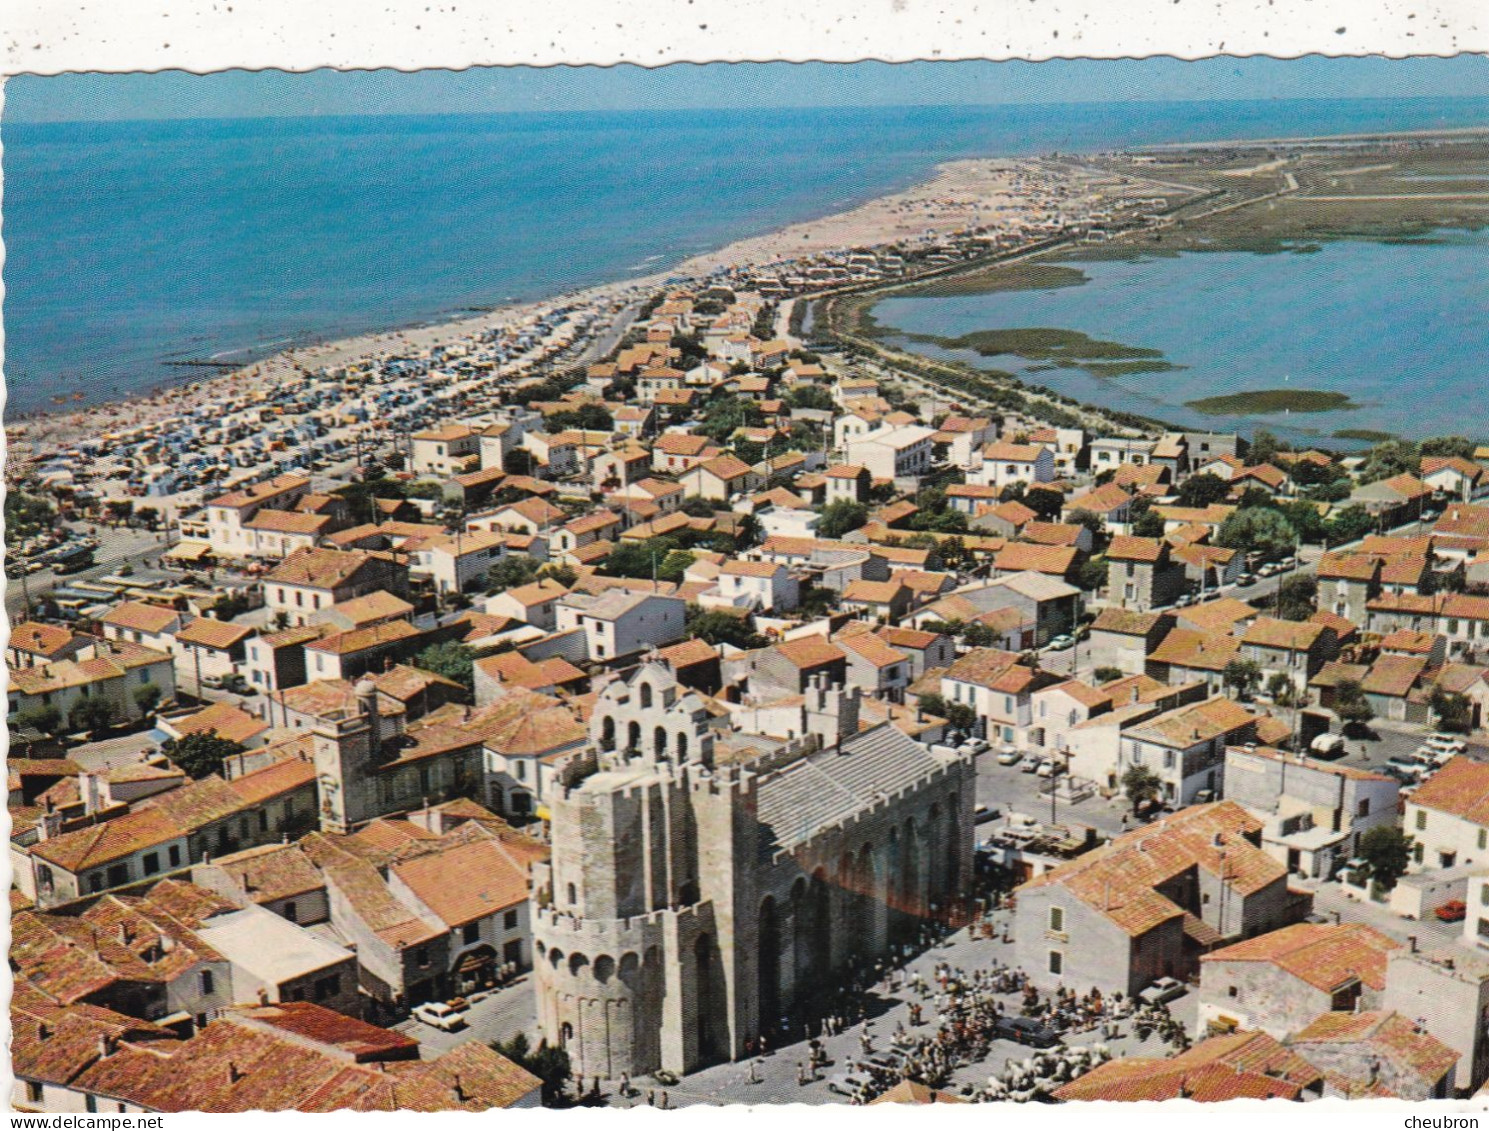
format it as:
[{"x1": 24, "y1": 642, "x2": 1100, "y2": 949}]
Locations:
[
  {"x1": 97, "y1": 1034, "x2": 117, "y2": 1058},
  {"x1": 37, "y1": 1021, "x2": 51, "y2": 1041},
  {"x1": 452, "y1": 1073, "x2": 466, "y2": 1104},
  {"x1": 257, "y1": 987, "x2": 269, "y2": 1006},
  {"x1": 1408, "y1": 936, "x2": 1418, "y2": 954},
  {"x1": 229, "y1": 1061, "x2": 244, "y2": 1084}
]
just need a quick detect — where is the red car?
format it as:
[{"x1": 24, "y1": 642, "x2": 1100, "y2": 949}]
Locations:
[{"x1": 1435, "y1": 900, "x2": 1467, "y2": 922}]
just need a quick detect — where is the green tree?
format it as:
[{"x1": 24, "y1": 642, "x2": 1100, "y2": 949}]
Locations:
[
  {"x1": 1333, "y1": 678, "x2": 1375, "y2": 731},
  {"x1": 1093, "y1": 666, "x2": 1125, "y2": 684},
  {"x1": 546, "y1": 403, "x2": 615, "y2": 433},
  {"x1": 1131, "y1": 509, "x2": 1166, "y2": 538},
  {"x1": 132, "y1": 683, "x2": 163, "y2": 719},
  {"x1": 415, "y1": 641, "x2": 476, "y2": 691},
  {"x1": 487, "y1": 555, "x2": 544, "y2": 592},
  {"x1": 818, "y1": 500, "x2": 869, "y2": 539},
  {"x1": 696, "y1": 394, "x2": 764, "y2": 444},
  {"x1": 1066, "y1": 509, "x2": 1107, "y2": 540},
  {"x1": 799, "y1": 588, "x2": 840, "y2": 619},
  {"x1": 1121, "y1": 764, "x2": 1163, "y2": 814},
  {"x1": 1357, "y1": 825, "x2": 1414, "y2": 892},
  {"x1": 1324, "y1": 504, "x2": 1377, "y2": 545},
  {"x1": 679, "y1": 497, "x2": 717, "y2": 519},
  {"x1": 1217, "y1": 508, "x2": 1296, "y2": 558},
  {"x1": 1278, "y1": 500, "x2": 1326, "y2": 545},
  {"x1": 1431, "y1": 687, "x2": 1474, "y2": 734},
  {"x1": 162, "y1": 730, "x2": 247, "y2": 780},
  {"x1": 1022, "y1": 487, "x2": 1066, "y2": 521},
  {"x1": 73, "y1": 696, "x2": 117, "y2": 735},
  {"x1": 5, "y1": 490, "x2": 57, "y2": 539},
  {"x1": 786, "y1": 384, "x2": 835, "y2": 411},
  {"x1": 1248, "y1": 429, "x2": 1286, "y2": 467},
  {"x1": 492, "y1": 1032, "x2": 572, "y2": 1107},
  {"x1": 1359, "y1": 439, "x2": 1420, "y2": 485},
  {"x1": 14, "y1": 703, "x2": 63, "y2": 738},
  {"x1": 1077, "y1": 556, "x2": 1109, "y2": 594},
  {"x1": 1223, "y1": 659, "x2": 1263, "y2": 701},
  {"x1": 1419, "y1": 436, "x2": 1477, "y2": 460},
  {"x1": 601, "y1": 537, "x2": 683, "y2": 580},
  {"x1": 685, "y1": 608, "x2": 766, "y2": 651},
  {"x1": 1176, "y1": 473, "x2": 1232, "y2": 508},
  {"x1": 1274, "y1": 574, "x2": 1318, "y2": 621},
  {"x1": 1266, "y1": 671, "x2": 1305, "y2": 707}
]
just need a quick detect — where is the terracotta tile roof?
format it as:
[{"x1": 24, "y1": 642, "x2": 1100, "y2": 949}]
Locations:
[
  {"x1": 1180, "y1": 597, "x2": 1257, "y2": 633},
  {"x1": 30, "y1": 807, "x2": 186, "y2": 873},
  {"x1": 391, "y1": 836, "x2": 530, "y2": 927},
  {"x1": 209, "y1": 473, "x2": 310, "y2": 510},
  {"x1": 836, "y1": 630, "x2": 908, "y2": 670},
  {"x1": 305, "y1": 619, "x2": 423, "y2": 657},
  {"x1": 322, "y1": 590, "x2": 415, "y2": 626},
  {"x1": 227, "y1": 752, "x2": 316, "y2": 806},
  {"x1": 1287, "y1": 1011, "x2": 1458, "y2": 1092},
  {"x1": 1125, "y1": 695, "x2": 1257, "y2": 748},
  {"x1": 102, "y1": 600, "x2": 180, "y2": 635},
  {"x1": 1021, "y1": 802, "x2": 1282, "y2": 936},
  {"x1": 1243, "y1": 616, "x2": 1330, "y2": 652},
  {"x1": 210, "y1": 842, "x2": 325, "y2": 904},
  {"x1": 1149, "y1": 628, "x2": 1242, "y2": 672},
  {"x1": 944, "y1": 648, "x2": 1044, "y2": 694},
  {"x1": 9, "y1": 621, "x2": 79, "y2": 655},
  {"x1": 265, "y1": 547, "x2": 383, "y2": 590},
  {"x1": 659, "y1": 637, "x2": 720, "y2": 670},
  {"x1": 1107, "y1": 535, "x2": 1166, "y2": 563},
  {"x1": 1204, "y1": 922, "x2": 1400, "y2": 991},
  {"x1": 721, "y1": 559, "x2": 783, "y2": 578},
  {"x1": 1408, "y1": 755, "x2": 1489, "y2": 824},
  {"x1": 694, "y1": 454, "x2": 754, "y2": 481},
  {"x1": 175, "y1": 616, "x2": 254, "y2": 651},
  {"x1": 1065, "y1": 482, "x2": 1132, "y2": 514},
  {"x1": 170, "y1": 701, "x2": 270, "y2": 747},
  {"x1": 1055, "y1": 1030, "x2": 1321, "y2": 1102},
  {"x1": 842, "y1": 579, "x2": 909, "y2": 605},
  {"x1": 461, "y1": 689, "x2": 588, "y2": 756},
  {"x1": 1092, "y1": 606, "x2": 1164, "y2": 636},
  {"x1": 1361, "y1": 653, "x2": 1429, "y2": 698},
  {"x1": 994, "y1": 542, "x2": 1078, "y2": 576},
  {"x1": 775, "y1": 636, "x2": 848, "y2": 669},
  {"x1": 245, "y1": 508, "x2": 330, "y2": 535}
]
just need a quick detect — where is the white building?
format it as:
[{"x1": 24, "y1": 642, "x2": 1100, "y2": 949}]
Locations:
[
  {"x1": 555, "y1": 590, "x2": 687, "y2": 663},
  {"x1": 845, "y1": 423, "x2": 936, "y2": 482}
]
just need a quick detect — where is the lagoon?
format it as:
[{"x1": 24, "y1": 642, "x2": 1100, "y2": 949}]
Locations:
[{"x1": 870, "y1": 230, "x2": 1489, "y2": 444}]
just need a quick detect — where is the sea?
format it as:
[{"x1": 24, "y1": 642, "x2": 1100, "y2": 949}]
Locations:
[{"x1": 4, "y1": 96, "x2": 1488, "y2": 416}]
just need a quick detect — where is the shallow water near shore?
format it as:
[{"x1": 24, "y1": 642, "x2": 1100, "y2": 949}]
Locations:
[
  {"x1": 7, "y1": 96, "x2": 1489, "y2": 416},
  {"x1": 870, "y1": 228, "x2": 1489, "y2": 444}
]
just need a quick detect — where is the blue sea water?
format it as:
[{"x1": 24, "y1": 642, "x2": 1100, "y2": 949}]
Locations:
[
  {"x1": 4, "y1": 97, "x2": 1488, "y2": 415},
  {"x1": 872, "y1": 231, "x2": 1489, "y2": 444}
]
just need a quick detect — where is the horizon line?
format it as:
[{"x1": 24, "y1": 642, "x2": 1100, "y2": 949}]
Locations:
[{"x1": 9, "y1": 90, "x2": 1489, "y2": 127}]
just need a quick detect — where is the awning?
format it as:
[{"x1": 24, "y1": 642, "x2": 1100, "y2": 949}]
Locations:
[
  {"x1": 535, "y1": 805, "x2": 552, "y2": 822},
  {"x1": 457, "y1": 948, "x2": 495, "y2": 973},
  {"x1": 164, "y1": 540, "x2": 212, "y2": 562}
]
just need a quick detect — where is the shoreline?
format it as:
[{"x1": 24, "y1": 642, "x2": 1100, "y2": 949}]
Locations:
[
  {"x1": 7, "y1": 154, "x2": 1038, "y2": 453},
  {"x1": 10, "y1": 124, "x2": 1484, "y2": 456}
]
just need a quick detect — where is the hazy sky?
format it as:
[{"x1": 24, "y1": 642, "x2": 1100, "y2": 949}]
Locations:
[{"x1": 6, "y1": 57, "x2": 1488, "y2": 122}]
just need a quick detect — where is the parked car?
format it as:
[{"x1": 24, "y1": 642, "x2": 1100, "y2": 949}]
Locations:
[
  {"x1": 994, "y1": 1016, "x2": 1061, "y2": 1048},
  {"x1": 1237, "y1": 572, "x2": 1258, "y2": 587},
  {"x1": 411, "y1": 1001, "x2": 468, "y2": 1032},
  {"x1": 1035, "y1": 759, "x2": 1059, "y2": 778},
  {"x1": 827, "y1": 1074, "x2": 869, "y2": 1097},
  {"x1": 1046, "y1": 634, "x2": 1075, "y2": 652},
  {"x1": 1436, "y1": 900, "x2": 1468, "y2": 922},
  {"x1": 1310, "y1": 733, "x2": 1346, "y2": 758},
  {"x1": 1425, "y1": 733, "x2": 1469, "y2": 759},
  {"x1": 974, "y1": 804, "x2": 1001, "y2": 825},
  {"x1": 1020, "y1": 757, "x2": 1041, "y2": 774},
  {"x1": 1384, "y1": 757, "x2": 1423, "y2": 781},
  {"x1": 1139, "y1": 976, "x2": 1186, "y2": 1005},
  {"x1": 960, "y1": 737, "x2": 990, "y2": 755},
  {"x1": 997, "y1": 746, "x2": 1023, "y2": 767}
]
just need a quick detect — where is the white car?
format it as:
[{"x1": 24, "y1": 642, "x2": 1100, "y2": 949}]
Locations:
[
  {"x1": 1139, "y1": 977, "x2": 1186, "y2": 1005},
  {"x1": 1035, "y1": 759, "x2": 1058, "y2": 778},
  {"x1": 411, "y1": 1002, "x2": 468, "y2": 1032},
  {"x1": 1425, "y1": 733, "x2": 1468, "y2": 758},
  {"x1": 997, "y1": 746, "x2": 1023, "y2": 767}
]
